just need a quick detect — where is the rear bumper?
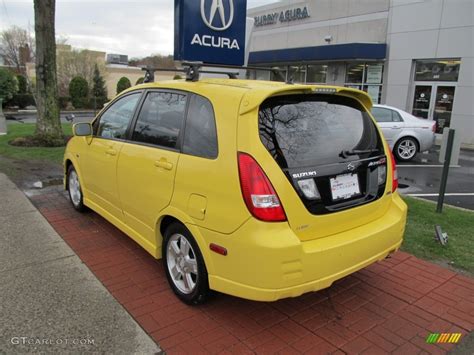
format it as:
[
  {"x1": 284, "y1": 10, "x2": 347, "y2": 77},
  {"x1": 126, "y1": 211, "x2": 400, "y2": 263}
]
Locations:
[
  {"x1": 202, "y1": 194, "x2": 407, "y2": 302},
  {"x1": 419, "y1": 132, "x2": 436, "y2": 152}
]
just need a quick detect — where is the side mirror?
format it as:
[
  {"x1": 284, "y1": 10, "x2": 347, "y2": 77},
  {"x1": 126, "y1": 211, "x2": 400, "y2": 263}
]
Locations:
[{"x1": 73, "y1": 122, "x2": 92, "y2": 137}]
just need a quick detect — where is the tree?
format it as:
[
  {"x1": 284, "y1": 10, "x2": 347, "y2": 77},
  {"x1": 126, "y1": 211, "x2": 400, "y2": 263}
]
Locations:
[
  {"x1": 0, "y1": 26, "x2": 35, "y2": 73},
  {"x1": 129, "y1": 54, "x2": 175, "y2": 69},
  {"x1": 92, "y1": 64, "x2": 107, "y2": 98},
  {"x1": 68, "y1": 76, "x2": 88, "y2": 109},
  {"x1": 17, "y1": 75, "x2": 28, "y2": 94},
  {"x1": 34, "y1": 0, "x2": 62, "y2": 139},
  {"x1": 0, "y1": 68, "x2": 18, "y2": 102},
  {"x1": 56, "y1": 46, "x2": 107, "y2": 96},
  {"x1": 116, "y1": 77, "x2": 131, "y2": 94}
]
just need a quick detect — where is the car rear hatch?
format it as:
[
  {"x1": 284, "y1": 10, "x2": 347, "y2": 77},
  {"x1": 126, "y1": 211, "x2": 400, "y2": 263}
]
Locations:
[{"x1": 254, "y1": 91, "x2": 393, "y2": 241}]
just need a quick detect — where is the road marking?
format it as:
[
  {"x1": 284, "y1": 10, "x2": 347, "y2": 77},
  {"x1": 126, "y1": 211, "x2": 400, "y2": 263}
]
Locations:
[
  {"x1": 398, "y1": 165, "x2": 460, "y2": 168},
  {"x1": 406, "y1": 193, "x2": 474, "y2": 197}
]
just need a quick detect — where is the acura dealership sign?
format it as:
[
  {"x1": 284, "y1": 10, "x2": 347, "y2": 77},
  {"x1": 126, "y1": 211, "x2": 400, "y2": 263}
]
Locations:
[
  {"x1": 254, "y1": 6, "x2": 310, "y2": 27},
  {"x1": 174, "y1": 0, "x2": 247, "y2": 65}
]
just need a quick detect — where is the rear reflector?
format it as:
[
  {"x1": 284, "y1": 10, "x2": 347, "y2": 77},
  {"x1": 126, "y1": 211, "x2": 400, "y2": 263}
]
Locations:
[
  {"x1": 238, "y1": 152, "x2": 287, "y2": 222},
  {"x1": 390, "y1": 151, "x2": 398, "y2": 192},
  {"x1": 297, "y1": 178, "x2": 321, "y2": 200},
  {"x1": 377, "y1": 165, "x2": 387, "y2": 186},
  {"x1": 210, "y1": 243, "x2": 227, "y2": 256}
]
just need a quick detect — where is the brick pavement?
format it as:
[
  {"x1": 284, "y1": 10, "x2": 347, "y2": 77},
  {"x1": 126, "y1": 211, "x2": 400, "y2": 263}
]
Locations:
[{"x1": 30, "y1": 189, "x2": 474, "y2": 354}]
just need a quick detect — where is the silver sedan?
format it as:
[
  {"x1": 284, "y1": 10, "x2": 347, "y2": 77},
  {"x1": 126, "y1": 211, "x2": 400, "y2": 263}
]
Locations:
[{"x1": 371, "y1": 104, "x2": 436, "y2": 162}]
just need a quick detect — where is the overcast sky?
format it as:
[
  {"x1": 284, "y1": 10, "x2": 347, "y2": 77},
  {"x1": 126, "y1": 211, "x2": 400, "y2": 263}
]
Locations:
[{"x1": 0, "y1": 0, "x2": 278, "y2": 58}]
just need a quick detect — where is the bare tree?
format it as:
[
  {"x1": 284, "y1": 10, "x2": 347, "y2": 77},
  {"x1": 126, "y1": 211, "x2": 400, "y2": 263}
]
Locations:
[
  {"x1": 0, "y1": 26, "x2": 35, "y2": 73},
  {"x1": 56, "y1": 46, "x2": 107, "y2": 96},
  {"x1": 34, "y1": 0, "x2": 62, "y2": 139}
]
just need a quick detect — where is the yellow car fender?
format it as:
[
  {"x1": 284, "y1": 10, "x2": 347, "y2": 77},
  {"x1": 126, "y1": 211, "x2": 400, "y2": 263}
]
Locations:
[
  {"x1": 156, "y1": 205, "x2": 215, "y2": 274},
  {"x1": 63, "y1": 152, "x2": 83, "y2": 189}
]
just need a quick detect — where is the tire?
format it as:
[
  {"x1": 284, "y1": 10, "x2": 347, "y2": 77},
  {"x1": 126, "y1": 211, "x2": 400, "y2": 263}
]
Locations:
[
  {"x1": 67, "y1": 165, "x2": 87, "y2": 212},
  {"x1": 394, "y1": 137, "x2": 418, "y2": 162},
  {"x1": 163, "y1": 222, "x2": 210, "y2": 305}
]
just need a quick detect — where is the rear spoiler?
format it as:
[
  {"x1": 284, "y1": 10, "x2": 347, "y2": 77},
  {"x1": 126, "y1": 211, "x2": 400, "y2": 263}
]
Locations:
[{"x1": 239, "y1": 85, "x2": 373, "y2": 115}]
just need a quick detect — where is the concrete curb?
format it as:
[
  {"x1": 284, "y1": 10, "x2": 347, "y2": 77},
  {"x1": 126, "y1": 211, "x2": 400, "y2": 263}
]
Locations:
[{"x1": 0, "y1": 173, "x2": 162, "y2": 354}]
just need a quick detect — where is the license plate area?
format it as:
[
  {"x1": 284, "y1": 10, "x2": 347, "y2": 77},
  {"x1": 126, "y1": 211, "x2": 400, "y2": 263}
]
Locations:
[{"x1": 330, "y1": 173, "x2": 361, "y2": 201}]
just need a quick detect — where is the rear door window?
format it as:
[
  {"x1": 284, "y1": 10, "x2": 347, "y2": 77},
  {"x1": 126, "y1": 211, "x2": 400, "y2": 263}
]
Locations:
[
  {"x1": 372, "y1": 107, "x2": 393, "y2": 123},
  {"x1": 259, "y1": 94, "x2": 382, "y2": 168},
  {"x1": 132, "y1": 92, "x2": 186, "y2": 149}
]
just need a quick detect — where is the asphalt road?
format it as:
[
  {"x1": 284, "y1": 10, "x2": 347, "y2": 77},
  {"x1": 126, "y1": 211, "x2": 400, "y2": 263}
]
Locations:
[{"x1": 398, "y1": 149, "x2": 474, "y2": 210}]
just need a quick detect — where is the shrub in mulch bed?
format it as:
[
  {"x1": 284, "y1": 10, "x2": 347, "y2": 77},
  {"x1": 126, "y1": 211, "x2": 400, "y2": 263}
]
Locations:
[{"x1": 9, "y1": 135, "x2": 71, "y2": 147}]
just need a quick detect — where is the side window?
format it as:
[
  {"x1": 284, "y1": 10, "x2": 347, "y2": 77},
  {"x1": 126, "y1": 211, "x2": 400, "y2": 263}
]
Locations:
[
  {"x1": 183, "y1": 95, "x2": 218, "y2": 159},
  {"x1": 371, "y1": 107, "x2": 392, "y2": 123},
  {"x1": 391, "y1": 110, "x2": 404, "y2": 122},
  {"x1": 96, "y1": 93, "x2": 141, "y2": 139},
  {"x1": 132, "y1": 92, "x2": 186, "y2": 149}
]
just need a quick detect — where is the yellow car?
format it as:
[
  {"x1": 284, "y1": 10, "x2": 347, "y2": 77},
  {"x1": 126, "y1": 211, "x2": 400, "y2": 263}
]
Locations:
[{"x1": 64, "y1": 78, "x2": 407, "y2": 304}]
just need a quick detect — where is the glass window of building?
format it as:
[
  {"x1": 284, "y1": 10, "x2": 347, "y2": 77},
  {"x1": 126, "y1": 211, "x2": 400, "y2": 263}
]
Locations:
[
  {"x1": 288, "y1": 65, "x2": 306, "y2": 83},
  {"x1": 306, "y1": 64, "x2": 327, "y2": 83},
  {"x1": 345, "y1": 63, "x2": 365, "y2": 84},
  {"x1": 415, "y1": 59, "x2": 460, "y2": 82},
  {"x1": 270, "y1": 66, "x2": 287, "y2": 82},
  {"x1": 345, "y1": 62, "x2": 384, "y2": 104}
]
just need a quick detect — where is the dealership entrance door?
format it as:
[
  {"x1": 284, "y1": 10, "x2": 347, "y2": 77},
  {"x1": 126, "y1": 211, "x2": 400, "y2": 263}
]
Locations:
[
  {"x1": 412, "y1": 83, "x2": 456, "y2": 134},
  {"x1": 410, "y1": 59, "x2": 460, "y2": 134}
]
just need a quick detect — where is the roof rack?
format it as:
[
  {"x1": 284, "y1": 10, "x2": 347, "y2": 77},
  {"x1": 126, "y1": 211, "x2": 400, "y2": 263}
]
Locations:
[{"x1": 141, "y1": 62, "x2": 286, "y2": 83}]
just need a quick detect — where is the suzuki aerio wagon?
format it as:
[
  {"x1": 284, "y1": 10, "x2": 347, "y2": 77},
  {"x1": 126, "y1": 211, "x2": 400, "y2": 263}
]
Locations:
[{"x1": 65, "y1": 79, "x2": 407, "y2": 304}]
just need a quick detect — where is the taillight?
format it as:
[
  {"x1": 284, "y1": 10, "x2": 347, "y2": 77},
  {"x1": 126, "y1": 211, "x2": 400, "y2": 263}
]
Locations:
[
  {"x1": 432, "y1": 122, "x2": 437, "y2": 133},
  {"x1": 238, "y1": 152, "x2": 287, "y2": 222},
  {"x1": 390, "y1": 151, "x2": 398, "y2": 192}
]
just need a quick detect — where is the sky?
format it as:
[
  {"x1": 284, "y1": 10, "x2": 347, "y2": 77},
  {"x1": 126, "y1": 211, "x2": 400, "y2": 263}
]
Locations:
[{"x1": 0, "y1": 0, "x2": 278, "y2": 58}]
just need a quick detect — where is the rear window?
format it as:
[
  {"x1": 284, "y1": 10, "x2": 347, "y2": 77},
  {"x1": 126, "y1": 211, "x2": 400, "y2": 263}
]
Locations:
[{"x1": 259, "y1": 94, "x2": 382, "y2": 168}]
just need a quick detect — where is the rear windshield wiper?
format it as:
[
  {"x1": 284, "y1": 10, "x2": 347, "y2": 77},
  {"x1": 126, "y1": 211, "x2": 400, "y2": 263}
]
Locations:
[{"x1": 340, "y1": 149, "x2": 379, "y2": 158}]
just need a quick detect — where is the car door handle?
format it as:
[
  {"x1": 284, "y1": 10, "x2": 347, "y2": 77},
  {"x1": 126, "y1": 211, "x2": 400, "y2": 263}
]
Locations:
[
  {"x1": 105, "y1": 149, "x2": 117, "y2": 156},
  {"x1": 154, "y1": 159, "x2": 173, "y2": 170},
  {"x1": 391, "y1": 126, "x2": 401, "y2": 129}
]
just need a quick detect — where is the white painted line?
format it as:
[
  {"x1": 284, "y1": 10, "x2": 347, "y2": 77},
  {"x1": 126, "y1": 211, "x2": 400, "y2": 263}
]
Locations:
[
  {"x1": 398, "y1": 165, "x2": 460, "y2": 168},
  {"x1": 405, "y1": 193, "x2": 474, "y2": 197}
]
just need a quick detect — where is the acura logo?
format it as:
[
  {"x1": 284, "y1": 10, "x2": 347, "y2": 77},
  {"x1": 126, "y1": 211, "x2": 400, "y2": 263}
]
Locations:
[
  {"x1": 201, "y1": 0, "x2": 234, "y2": 31},
  {"x1": 347, "y1": 163, "x2": 356, "y2": 171}
]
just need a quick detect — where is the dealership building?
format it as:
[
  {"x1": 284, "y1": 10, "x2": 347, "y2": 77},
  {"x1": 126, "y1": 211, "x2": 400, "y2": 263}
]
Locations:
[{"x1": 247, "y1": 0, "x2": 473, "y2": 146}]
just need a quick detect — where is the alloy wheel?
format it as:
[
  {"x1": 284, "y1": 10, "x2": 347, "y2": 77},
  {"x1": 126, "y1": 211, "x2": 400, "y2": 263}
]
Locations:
[
  {"x1": 397, "y1": 139, "x2": 417, "y2": 160},
  {"x1": 68, "y1": 170, "x2": 82, "y2": 207},
  {"x1": 166, "y1": 233, "x2": 198, "y2": 294}
]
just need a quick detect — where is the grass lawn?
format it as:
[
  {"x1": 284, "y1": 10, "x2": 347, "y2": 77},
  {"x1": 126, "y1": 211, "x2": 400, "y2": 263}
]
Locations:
[
  {"x1": 402, "y1": 196, "x2": 474, "y2": 274},
  {"x1": 0, "y1": 123, "x2": 71, "y2": 164}
]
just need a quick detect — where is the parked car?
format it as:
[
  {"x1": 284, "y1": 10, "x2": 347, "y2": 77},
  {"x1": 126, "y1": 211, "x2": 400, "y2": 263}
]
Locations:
[
  {"x1": 64, "y1": 78, "x2": 407, "y2": 304},
  {"x1": 372, "y1": 104, "x2": 436, "y2": 162}
]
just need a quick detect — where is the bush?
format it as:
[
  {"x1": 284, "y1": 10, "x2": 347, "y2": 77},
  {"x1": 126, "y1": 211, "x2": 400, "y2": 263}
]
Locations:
[
  {"x1": 5, "y1": 94, "x2": 36, "y2": 109},
  {"x1": 136, "y1": 77, "x2": 144, "y2": 85},
  {"x1": 17, "y1": 75, "x2": 28, "y2": 94},
  {"x1": 88, "y1": 96, "x2": 108, "y2": 110},
  {"x1": 116, "y1": 77, "x2": 131, "y2": 94},
  {"x1": 173, "y1": 74, "x2": 183, "y2": 80},
  {"x1": 69, "y1": 76, "x2": 89, "y2": 109},
  {"x1": 0, "y1": 68, "x2": 18, "y2": 101},
  {"x1": 58, "y1": 96, "x2": 70, "y2": 110},
  {"x1": 71, "y1": 97, "x2": 88, "y2": 109}
]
